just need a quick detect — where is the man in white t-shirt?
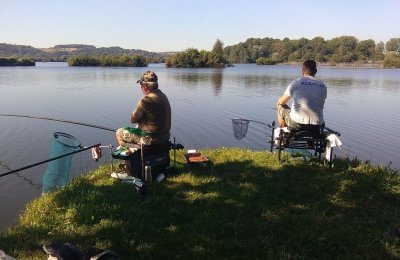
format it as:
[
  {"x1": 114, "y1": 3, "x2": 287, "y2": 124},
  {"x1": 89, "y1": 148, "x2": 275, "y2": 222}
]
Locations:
[{"x1": 276, "y1": 60, "x2": 327, "y2": 132}]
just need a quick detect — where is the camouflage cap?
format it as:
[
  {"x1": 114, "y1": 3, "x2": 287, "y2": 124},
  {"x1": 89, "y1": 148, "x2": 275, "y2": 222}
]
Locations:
[{"x1": 137, "y1": 71, "x2": 158, "y2": 88}]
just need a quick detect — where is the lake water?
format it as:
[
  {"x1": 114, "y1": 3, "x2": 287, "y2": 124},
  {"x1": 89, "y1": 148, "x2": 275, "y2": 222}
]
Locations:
[{"x1": 0, "y1": 62, "x2": 399, "y2": 230}]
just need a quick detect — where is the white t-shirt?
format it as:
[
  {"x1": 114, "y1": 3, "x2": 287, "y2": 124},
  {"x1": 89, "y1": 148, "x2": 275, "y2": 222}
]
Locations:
[{"x1": 284, "y1": 76, "x2": 327, "y2": 125}]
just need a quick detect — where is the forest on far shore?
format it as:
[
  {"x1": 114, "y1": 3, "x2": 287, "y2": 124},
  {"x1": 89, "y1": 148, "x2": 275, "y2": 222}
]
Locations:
[
  {"x1": 166, "y1": 36, "x2": 400, "y2": 68},
  {"x1": 223, "y1": 36, "x2": 400, "y2": 67},
  {"x1": 1, "y1": 36, "x2": 400, "y2": 68}
]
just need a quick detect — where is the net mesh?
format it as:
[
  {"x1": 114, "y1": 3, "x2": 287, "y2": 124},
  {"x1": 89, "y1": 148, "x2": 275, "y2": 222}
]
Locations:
[
  {"x1": 42, "y1": 132, "x2": 81, "y2": 193},
  {"x1": 232, "y1": 119, "x2": 250, "y2": 140}
]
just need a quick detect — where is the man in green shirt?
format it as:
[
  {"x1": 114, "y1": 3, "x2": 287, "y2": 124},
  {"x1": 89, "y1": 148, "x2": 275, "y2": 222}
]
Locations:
[{"x1": 116, "y1": 71, "x2": 171, "y2": 147}]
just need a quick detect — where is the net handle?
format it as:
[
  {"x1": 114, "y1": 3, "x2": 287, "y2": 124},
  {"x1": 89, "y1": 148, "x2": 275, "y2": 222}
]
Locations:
[
  {"x1": 0, "y1": 143, "x2": 101, "y2": 178},
  {"x1": 232, "y1": 118, "x2": 273, "y2": 128}
]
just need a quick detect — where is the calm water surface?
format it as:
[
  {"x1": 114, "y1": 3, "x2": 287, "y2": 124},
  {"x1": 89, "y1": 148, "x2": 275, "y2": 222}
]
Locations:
[{"x1": 0, "y1": 62, "x2": 399, "y2": 229}]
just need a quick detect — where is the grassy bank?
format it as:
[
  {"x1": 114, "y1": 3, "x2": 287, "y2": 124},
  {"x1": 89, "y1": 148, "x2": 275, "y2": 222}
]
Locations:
[{"x1": 0, "y1": 148, "x2": 399, "y2": 259}]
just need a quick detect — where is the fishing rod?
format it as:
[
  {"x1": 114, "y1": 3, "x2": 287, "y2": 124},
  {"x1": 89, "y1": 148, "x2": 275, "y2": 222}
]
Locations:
[
  {"x1": 0, "y1": 143, "x2": 101, "y2": 178},
  {"x1": 0, "y1": 114, "x2": 116, "y2": 132},
  {"x1": 325, "y1": 126, "x2": 341, "y2": 136},
  {"x1": 234, "y1": 117, "x2": 340, "y2": 135},
  {"x1": 232, "y1": 118, "x2": 274, "y2": 128}
]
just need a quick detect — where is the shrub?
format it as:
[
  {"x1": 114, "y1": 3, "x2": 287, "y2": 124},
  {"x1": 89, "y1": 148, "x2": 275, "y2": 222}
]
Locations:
[
  {"x1": 383, "y1": 52, "x2": 400, "y2": 68},
  {"x1": 67, "y1": 55, "x2": 148, "y2": 67},
  {"x1": 256, "y1": 57, "x2": 279, "y2": 65}
]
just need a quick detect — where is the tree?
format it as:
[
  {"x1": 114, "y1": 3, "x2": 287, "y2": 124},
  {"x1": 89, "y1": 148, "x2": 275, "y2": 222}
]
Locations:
[
  {"x1": 207, "y1": 39, "x2": 226, "y2": 68},
  {"x1": 224, "y1": 42, "x2": 251, "y2": 63},
  {"x1": 311, "y1": 37, "x2": 332, "y2": 57},
  {"x1": 67, "y1": 55, "x2": 148, "y2": 67},
  {"x1": 328, "y1": 36, "x2": 358, "y2": 62},
  {"x1": 356, "y1": 39, "x2": 376, "y2": 60},
  {"x1": 165, "y1": 48, "x2": 206, "y2": 68},
  {"x1": 386, "y1": 38, "x2": 400, "y2": 52},
  {"x1": 373, "y1": 41, "x2": 385, "y2": 61},
  {"x1": 383, "y1": 52, "x2": 400, "y2": 68},
  {"x1": 271, "y1": 41, "x2": 293, "y2": 62},
  {"x1": 375, "y1": 41, "x2": 385, "y2": 54}
]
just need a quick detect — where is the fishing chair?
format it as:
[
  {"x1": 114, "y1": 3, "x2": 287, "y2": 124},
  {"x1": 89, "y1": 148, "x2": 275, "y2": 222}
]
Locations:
[
  {"x1": 273, "y1": 124, "x2": 335, "y2": 167},
  {"x1": 112, "y1": 142, "x2": 171, "y2": 180},
  {"x1": 112, "y1": 140, "x2": 184, "y2": 181}
]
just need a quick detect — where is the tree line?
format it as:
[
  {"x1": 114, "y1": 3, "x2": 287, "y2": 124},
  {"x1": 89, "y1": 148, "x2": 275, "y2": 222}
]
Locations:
[
  {"x1": 2, "y1": 37, "x2": 400, "y2": 68},
  {"x1": 0, "y1": 43, "x2": 166, "y2": 63},
  {"x1": 67, "y1": 54, "x2": 148, "y2": 67},
  {"x1": 224, "y1": 36, "x2": 400, "y2": 67},
  {"x1": 164, "y1": 37, "x2": 400, "y2": 68},
  {"x1": 0, "y1": 58, "x2": 35, "y2": 66},
  {"x1": 67, "y1": 40, "x2": 228, "y2": 68},
  {"x1": 165, "y1": 39, "x2": 227, "y2": 68}
]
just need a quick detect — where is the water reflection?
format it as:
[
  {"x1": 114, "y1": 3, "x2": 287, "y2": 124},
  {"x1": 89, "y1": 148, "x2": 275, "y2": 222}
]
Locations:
[
  {"x1": 15, "y1": 172, "x2": 42, "y2": 190},
  {"x1": 1, "y1": 161, "x2": 42, "y2": 190},
  {"x1": 324, "y1": 77, "x2": 400, "y2": 96},
  {"x1": 169, "y1": 72, "x2": 202, "y2": 83},
  {"x1": 239, "y1": 75, "x2": 291, "y2": 88},
  {"x1": 382, "y1": 80, "x2": 400, "y2": 92},
  {"x1": 0, "y1": 161, "x2": 11, "y2": 172},
  {"x1": 211, "y1": 71, "x2": 223, "y2": 95},
  {"x1": 166, "y1": 70, "x2": 224, "y2": 96},
  {"x1": 1, "y1": 62, "x2": 400, "y2": 230}
]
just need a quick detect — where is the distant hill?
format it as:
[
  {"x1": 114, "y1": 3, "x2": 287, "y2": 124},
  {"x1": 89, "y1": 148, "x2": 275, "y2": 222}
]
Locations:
[
  {"x1": 0, "y1": 43, "x2": 43, "y2": 56},
  {"x1": 53, "y1": 44, "x2": 96, "y2": 49},
  {"x1": 0, "y1": 43, "x2": 169, "y2": 62}
]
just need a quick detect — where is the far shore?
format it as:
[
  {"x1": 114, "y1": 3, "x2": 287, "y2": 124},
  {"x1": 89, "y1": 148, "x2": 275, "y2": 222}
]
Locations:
[
  {"x1": 319, "y1": 62, "x2": 384, "y2": 69},
  {"x1": 281, "y1": 61, "x2": 384, "y2": 69},
  {"x1": 31, "y1": 60, "x2": 394, "y2": 69}
]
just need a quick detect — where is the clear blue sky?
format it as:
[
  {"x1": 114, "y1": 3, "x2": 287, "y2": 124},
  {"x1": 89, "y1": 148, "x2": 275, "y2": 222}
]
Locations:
[{"x1": 1, "y1": 0, "x2": 399, "y2": 52}]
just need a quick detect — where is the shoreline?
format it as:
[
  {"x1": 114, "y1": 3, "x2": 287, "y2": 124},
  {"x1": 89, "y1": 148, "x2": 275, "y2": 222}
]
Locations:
[
  {"x1": 319, "y1": 62, "x2": 384, "y2": 69},
  {"x1": 1, "y1": 148, "x2": 399, "y2": 259},
  {"x1": 33, "y1": 60, "x2": 395, "y2": 69},
  {"x1": 281, "y1": 61, "x2": 384, "y2": 69}
]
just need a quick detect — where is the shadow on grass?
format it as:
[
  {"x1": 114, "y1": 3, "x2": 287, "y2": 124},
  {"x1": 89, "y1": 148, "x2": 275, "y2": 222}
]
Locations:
[{"x1": 1, "y1": 156, "x2": 399, "y2": 259}]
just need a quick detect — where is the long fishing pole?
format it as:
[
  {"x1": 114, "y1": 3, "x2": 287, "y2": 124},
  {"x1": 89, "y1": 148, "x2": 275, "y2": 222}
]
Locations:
[
  {"x1": 0, "y1": 143, "x2": 101, "y2": 178},
  {"x1": 233, "y1": 118, "x2": 274, "y2": 128},
  {"x1": 0, "y1": 114, "x2": 116, "y2": 132},
  {"x1": 325, "y1": 126, "x2": 341, "y2": 136}
]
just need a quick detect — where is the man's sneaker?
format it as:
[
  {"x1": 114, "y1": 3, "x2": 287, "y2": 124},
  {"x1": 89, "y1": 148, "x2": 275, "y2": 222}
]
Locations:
[{"x1": 111, "y1": 171, "x2": 132, "y2": 180}]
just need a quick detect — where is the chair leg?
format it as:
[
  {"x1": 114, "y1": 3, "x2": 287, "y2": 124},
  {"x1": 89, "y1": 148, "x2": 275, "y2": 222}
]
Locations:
[
  {"x1": 278, "y1": 129, "x2": 284, "y2": 162},
  {"x1": 278, "y1": 138, "x2": 283, "y2": 162},
  {"x1": 270, "y1": 127, "x2": 275, "y2": 153},
  {"x1": 329, "y1": 147, "x2": 333, "y2": 168}
]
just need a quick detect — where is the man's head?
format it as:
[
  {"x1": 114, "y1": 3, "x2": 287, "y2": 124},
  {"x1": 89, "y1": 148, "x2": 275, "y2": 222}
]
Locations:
[
  {"x1": 302, "y1": 60, "x2": 317, "y2": 76},
  {"x1": 137, "y1": 71, "x2": 158, "y2": 89}
]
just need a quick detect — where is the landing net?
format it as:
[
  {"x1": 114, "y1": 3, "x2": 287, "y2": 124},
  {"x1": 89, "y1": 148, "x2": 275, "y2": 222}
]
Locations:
[
  {"x1": 42, "y1": 132, "x2": 81, "y2": 193},
  {"x1": 232, "y1": 118, "x2": 250, "y2": 140}
]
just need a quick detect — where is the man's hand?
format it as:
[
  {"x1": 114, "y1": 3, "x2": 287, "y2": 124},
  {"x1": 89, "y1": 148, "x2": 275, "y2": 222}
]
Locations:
[{"x1": 276, "y1": 95, "x2": 291, "y2": 127}]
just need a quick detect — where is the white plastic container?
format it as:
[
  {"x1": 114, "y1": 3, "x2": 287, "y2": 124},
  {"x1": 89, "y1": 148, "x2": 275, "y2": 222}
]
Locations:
[
  {"x1": 156, "y1": 173, "x2": 165, "y2": 182},
  {"x1": 145, "y1": 166, "x2": 152, "y2": 183}
]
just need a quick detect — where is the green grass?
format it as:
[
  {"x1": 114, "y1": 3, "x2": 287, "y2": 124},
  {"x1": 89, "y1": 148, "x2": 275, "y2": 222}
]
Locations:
[{"x1": 1, "y1": 148, "x2": 399, "y2": 259}]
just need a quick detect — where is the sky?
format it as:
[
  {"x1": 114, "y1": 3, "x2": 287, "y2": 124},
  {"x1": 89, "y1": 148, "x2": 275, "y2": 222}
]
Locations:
[{"x1": 1, "y1": 0, "x2": 399, "y2": 52}]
